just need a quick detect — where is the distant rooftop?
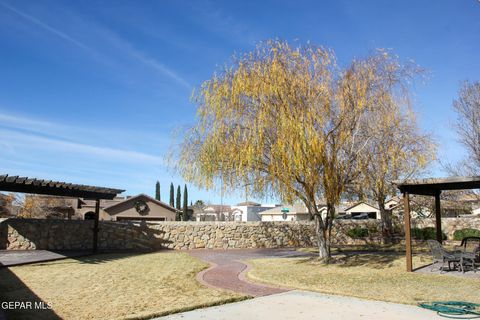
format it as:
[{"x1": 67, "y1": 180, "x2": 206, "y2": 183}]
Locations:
[{"x1": 236, "y1": 201, "x2": 261, "y2": 206}]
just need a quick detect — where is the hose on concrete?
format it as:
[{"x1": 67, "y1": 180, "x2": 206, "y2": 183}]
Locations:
[{"x1": 419, "y1": 301, "x2": 480, "y2": 319}]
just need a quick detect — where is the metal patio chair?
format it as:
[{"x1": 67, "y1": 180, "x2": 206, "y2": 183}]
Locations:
[
  {"x1": 460, "y1": 246, "x2": 480, "y2": 273},
  {"x1": 426, "y1": 240, "x2": 462, "y2": 273},
  {"x1": 457, "y1": 237, "x2": 480, "y2": 273}
]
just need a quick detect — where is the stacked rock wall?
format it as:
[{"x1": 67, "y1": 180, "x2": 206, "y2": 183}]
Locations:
[{"x1": 1, "y1": 218, "x2": 479, "y2": 251}]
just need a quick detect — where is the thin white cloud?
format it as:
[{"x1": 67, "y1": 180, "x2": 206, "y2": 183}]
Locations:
[
  {"x1": 0, "y1": 2, "x2": 190, "y2": 88},
  {"x1": 0, "y1": 112, "x2": 54, "y2": 131},
  {"x1": 99, "y1": 29, "x2": 191, "y2": 88},
  {"x1": 128, "y1": 49, "x2": 191, "y2": 89},
  {"x1": 0, "y1": 110, "x2": 171, "y2": 150},
  {"x1": 1, "y1": 129, "x2": 164, "y2": 165},
  {"x1": 0, "y1": 2, "x2": 90, "y2": 51},
  {"x1": 0, "y1": 112, "x2": 164, "y2": 165},
  {"x1": 188, "y1": 1, "x2": 259, "y2": 46}
]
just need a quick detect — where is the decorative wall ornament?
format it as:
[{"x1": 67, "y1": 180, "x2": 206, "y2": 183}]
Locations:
[{"x1": 134, "y1": 200, "x2": 149, "y2": 215}]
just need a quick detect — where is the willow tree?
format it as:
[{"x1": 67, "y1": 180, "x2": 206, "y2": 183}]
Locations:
[
  {"x1": 356, "y1": 97, "x2": 436, "y2": 237},
  {"x1": 176, "y1": 40, "x2": 421, "y2": 260}
]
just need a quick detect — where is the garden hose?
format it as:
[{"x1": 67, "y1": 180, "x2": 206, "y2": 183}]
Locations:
[{"x1": 419, "y1": 301, "x2": 480, "y2": 319}]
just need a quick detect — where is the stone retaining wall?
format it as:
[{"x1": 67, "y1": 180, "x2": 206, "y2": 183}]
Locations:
[
  {"x1": 411, "y1": 218, "x2": 480, "y2": 239},
  {"x1": 1, "y1": 217, "x2": 479, "y2": 251}
]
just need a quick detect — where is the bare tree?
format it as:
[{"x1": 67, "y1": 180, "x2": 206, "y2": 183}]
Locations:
[
  {"x1": 358, "y1": 104, "x2": 436, "y2": 237},
  {"x1": 0, "y1": 193, "x2": 20, "y2": 217},
  {"x1": 452, "y1": 81, "x2": 480, "y2": 175},
  {"x1": 19, "y1": 195, "x2": 74, "y2": 219}
]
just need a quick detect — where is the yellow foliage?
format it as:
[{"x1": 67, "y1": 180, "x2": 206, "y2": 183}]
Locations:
[{"x1": 174, "y1": 40, "x2": 432, "y2": 258}]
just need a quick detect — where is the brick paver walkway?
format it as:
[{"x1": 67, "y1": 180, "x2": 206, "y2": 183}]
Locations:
[{"x1": 188, "y1": 248, "x2": 312, "y2": 297}]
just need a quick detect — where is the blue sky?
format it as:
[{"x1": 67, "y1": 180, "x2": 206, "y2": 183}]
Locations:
[{"x1": 0, "y1": 0, "x2": 479, "y2": 204}]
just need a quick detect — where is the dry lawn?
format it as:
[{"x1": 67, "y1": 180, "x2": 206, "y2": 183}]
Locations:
[
  {"x1": 248, "y1": 250, "x2": 480, "y2": 305},
  {"x1": 0, "y1": 252, "x2": 245, "y2": 320}
]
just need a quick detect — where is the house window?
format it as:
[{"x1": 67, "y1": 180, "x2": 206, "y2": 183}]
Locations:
[{"x1": 84, "y1": 212, "x2": 96, "y2": 220}]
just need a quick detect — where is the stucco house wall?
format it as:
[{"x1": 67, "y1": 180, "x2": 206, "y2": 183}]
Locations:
[
  {"x1": 472, "y1": 207, "x2": 480, "y2": 216},
  {"x1": 260, "y1": 204, "x2": 311, "y2": 222},
  {"x1": 195, "y1": 205, "x2": 232, "y2": 221},
  {"x1": 104, "y1": 194, "x2": 177, "y2": 221},
  {"x1": 231, "y1": 204, "x2": 276, "y2": 222},
  {"x1": 261, "y1": 212, "x2": 310, "y2": 222},
  {"x1": 345, "y1": 202, "x2": 381, "y2": 219}
]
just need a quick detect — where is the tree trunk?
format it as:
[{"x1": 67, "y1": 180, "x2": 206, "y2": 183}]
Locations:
[
  {"x1": 314, "y1": 215, "x2": 330, "y2": 260},
  {"x1": 378, "y1": 198, "x2": 393, "y2": 242},
  {"x1": 326, "y1": 204, "x2": 335, "y2": 257},
  {"x1": 303, "y1": 197, "x2": 332, "y2": 262}
]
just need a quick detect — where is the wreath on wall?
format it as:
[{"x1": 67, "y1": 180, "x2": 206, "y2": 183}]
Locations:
[{"x1": 134, "y1": 200, "x2": 149, "y2": 215}]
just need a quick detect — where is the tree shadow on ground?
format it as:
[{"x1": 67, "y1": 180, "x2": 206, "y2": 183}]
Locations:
[
  {"x1": 294, "y1": 251, "x2": 403, "y2": 269},
  {"x1": 0, "y1": 267, "x2": 61, "y2": 320},
  {"x1": 26, "y1": 249, "x2": 174, "y2": 266},
  {"x1": 73, "y1": 250, "x2": 174, "y2": 265},
  {"x1": 332, "y1": 244, "x2": 405, "y2": 253},
  {"x1": 335, "y1": 252, "x2": 402, "y2": 268}
]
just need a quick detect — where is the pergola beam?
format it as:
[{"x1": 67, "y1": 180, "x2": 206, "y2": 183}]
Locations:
[
  {"x1": 0, "y1": 174, "x2": 124, "y2": 200},
  {"x1": 395, "y1": 176, "x2": 480, "y2": 195}
]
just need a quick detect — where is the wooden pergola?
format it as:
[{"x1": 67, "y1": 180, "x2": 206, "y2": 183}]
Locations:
[
  {"x1": 0, "y1": 174, "x2": 124, "y2": 252},
  {"x1": 394, "y1": 176, "x2": 480, "y2": 272}
]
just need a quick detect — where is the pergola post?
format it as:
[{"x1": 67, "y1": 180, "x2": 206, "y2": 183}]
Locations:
[
  {"x1": 434, "y1": 191, "x2": 442, "y2": 243},
  {"x1": 403, "y1": 192, "x2": 413, "y2": 272},
  {"x1": 93, "y1": 198, "x2": 100, "y2": 253}
]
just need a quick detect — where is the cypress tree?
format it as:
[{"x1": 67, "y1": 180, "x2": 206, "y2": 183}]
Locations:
[
  {"x1": 182, "y1": 184, "x2": 188, "y2": 221},
  {"x1": 169, "y1": 183, "x2": 174, "y2": 207},
  {"x1": 155, "y1": 181, "x2": 161, "y2": 201},
  {"x1": 176, "y1": 185, "x2": 181, "y2": 220}
]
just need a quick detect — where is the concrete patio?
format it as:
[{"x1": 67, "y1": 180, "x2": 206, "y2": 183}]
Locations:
[
  {"x1": 158, "y1": 290, "x2": 445, "y2": 320},
  {"x1": 0, "y1": 250, "x2": 91, "y2": 267},
  {"x1": 415, "y1": 263, "x2": 480, "y2": 278}
]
